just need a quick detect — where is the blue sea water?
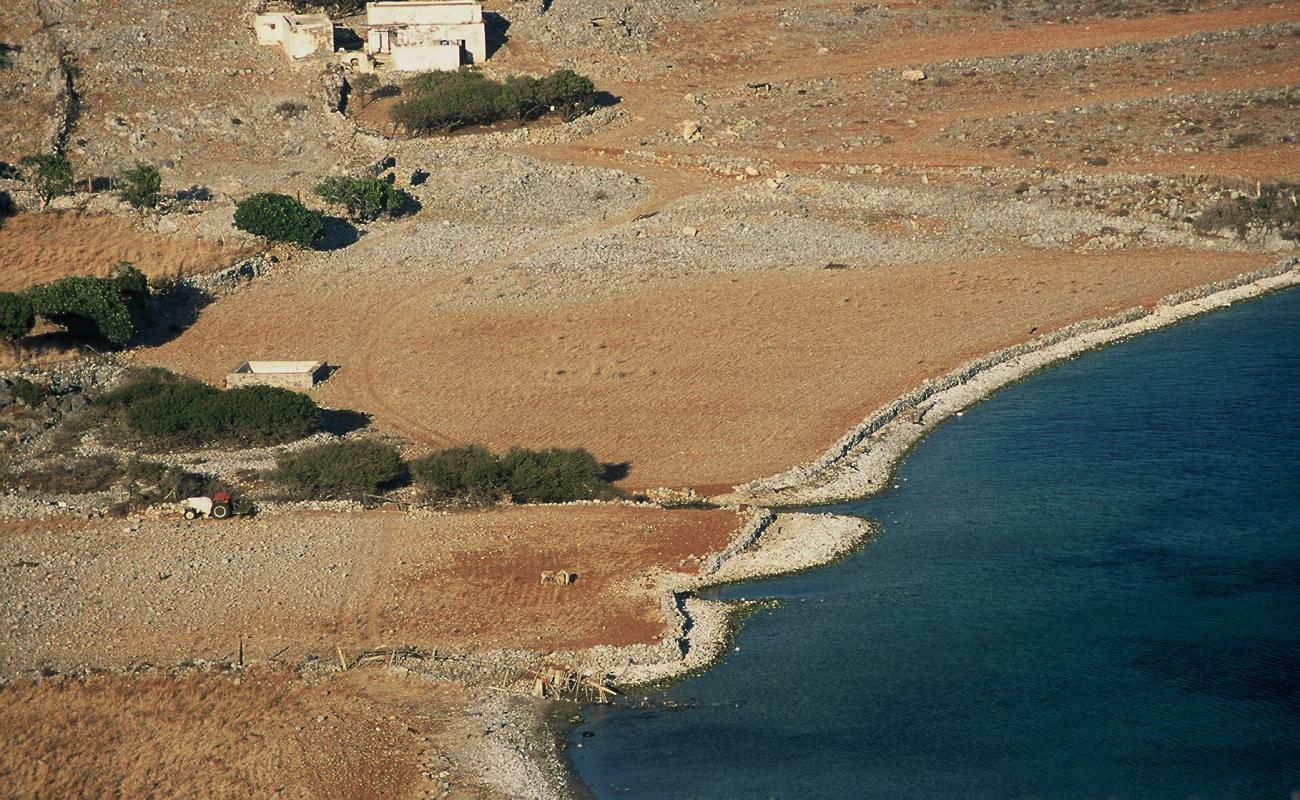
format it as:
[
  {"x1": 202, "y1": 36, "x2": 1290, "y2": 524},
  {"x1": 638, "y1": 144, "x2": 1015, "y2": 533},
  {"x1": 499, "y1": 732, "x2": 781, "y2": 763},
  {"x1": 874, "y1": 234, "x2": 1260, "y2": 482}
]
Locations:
[{"x1": 569, "y1": 287, "x2": 1300, "y2": 799}]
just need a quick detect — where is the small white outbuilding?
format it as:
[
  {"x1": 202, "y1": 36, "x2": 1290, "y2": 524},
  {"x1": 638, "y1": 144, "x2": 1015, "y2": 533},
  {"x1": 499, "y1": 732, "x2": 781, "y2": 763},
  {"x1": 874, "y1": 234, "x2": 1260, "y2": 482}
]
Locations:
[
  {"x1": 253, "y1": 12, "x2": 335, "y2": 60},
  {"x1": 365, "y1": 1, "x2": 487, "y2": 71},
  {"x1": 225, "y1": 361, "x2": 329, "y2": 390}
]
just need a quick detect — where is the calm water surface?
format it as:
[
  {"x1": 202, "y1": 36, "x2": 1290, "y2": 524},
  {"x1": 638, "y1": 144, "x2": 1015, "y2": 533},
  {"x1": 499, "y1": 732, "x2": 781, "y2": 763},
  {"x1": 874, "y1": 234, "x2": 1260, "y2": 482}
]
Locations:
[{"x1": 570, "y1": 287, "x2": 1300, "y2": 799}]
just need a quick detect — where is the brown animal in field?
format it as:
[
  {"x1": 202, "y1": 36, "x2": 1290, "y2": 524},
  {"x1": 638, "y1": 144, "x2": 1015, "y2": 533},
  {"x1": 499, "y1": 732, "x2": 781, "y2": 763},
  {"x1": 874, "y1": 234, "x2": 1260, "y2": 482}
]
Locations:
[{"x1": 540, "y1": 570, "x2": 576, "y2": 586}]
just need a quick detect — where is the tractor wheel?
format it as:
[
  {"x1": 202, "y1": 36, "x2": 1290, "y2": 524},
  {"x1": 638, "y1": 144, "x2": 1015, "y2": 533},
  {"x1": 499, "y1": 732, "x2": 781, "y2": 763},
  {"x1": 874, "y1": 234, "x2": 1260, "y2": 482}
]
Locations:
[
  {"x1": 183, "y1": 508, "x2": 197, "y2": 520},
  {"x1": 211, "y1": 503, "x2": 231, "y2": 519}
]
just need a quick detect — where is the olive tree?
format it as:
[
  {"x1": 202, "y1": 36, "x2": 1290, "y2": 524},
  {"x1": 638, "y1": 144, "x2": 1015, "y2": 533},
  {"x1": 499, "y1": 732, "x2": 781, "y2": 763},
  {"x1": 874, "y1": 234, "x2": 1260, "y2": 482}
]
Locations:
[
  {"x1": 117, "y1": 161, "x2": 162, "y2": 209},
  {"x1": 19, "y1": 153, "x2": 73, "y2": 209}
]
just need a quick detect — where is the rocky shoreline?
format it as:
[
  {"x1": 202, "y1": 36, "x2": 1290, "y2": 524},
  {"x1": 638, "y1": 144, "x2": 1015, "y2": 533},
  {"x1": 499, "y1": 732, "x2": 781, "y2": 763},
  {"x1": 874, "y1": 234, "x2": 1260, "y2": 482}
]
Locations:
[
  {"x1": 719, "y1": 256, "x2": 1300, "y2": 508},
  {"x1": 520, "y1": 256, "x2": 1300, "y2": 799}
]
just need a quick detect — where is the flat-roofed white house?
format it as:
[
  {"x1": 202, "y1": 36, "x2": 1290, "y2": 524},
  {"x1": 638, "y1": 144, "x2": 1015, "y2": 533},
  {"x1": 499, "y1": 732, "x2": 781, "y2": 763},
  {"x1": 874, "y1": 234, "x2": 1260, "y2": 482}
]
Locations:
[
  {"x1": 253, "y1": 12, "x2": 334, "y2": 59},
  {"x1": 365, "y1": 1, "x2": 487, "y2": 72}
]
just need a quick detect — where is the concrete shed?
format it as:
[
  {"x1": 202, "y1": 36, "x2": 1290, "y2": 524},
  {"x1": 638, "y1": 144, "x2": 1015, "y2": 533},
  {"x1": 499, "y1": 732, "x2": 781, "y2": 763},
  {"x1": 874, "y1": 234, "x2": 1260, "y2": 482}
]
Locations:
[
  {"x1": 253, "y1": 13, "x2": 334, "y2": 60},
  {"x1": 225, "y1": 361, "x2": 328, "y2": 390}
]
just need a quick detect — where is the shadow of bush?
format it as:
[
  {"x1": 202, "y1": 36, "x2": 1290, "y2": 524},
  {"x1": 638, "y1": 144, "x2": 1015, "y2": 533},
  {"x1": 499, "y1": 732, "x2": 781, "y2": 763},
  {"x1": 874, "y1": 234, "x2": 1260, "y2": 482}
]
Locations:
[
  {"x1": 316, "y1": 216, "x2": 360, "y2": 251},
  {"x1": 319, "y1": 407, "x2": 371, "y2": 436},
  {"x1": 132, "y1": 280, "x2": 213, "y2": 348}
]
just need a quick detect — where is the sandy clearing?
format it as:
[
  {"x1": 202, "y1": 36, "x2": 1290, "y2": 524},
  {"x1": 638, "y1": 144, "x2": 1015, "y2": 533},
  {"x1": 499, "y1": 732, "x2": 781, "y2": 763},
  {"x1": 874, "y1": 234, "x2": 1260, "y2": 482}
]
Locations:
[{"x1": 140, "y1": 249, "x2": 1272, "y2": 489}]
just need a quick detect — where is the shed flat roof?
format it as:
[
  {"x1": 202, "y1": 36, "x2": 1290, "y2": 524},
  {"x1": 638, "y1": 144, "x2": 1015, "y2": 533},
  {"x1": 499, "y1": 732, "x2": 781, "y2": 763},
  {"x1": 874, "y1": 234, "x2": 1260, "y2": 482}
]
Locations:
[{"x1": 237, "y1": 360, "x2": 324, "y2": 374}]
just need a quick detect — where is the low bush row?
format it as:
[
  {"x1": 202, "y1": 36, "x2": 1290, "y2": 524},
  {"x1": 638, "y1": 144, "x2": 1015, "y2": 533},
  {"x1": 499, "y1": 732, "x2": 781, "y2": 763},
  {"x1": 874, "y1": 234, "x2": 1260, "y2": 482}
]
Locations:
[
  {"x1": 270, "y1": 439, "x2": 403, "y2": 500},
  {"x1": 263, "y1": 441, "x2": 617, "y2": 504},
  {"x1": 391, "y1": 68, "x2": 597, "y2": 134},
  {"x1": 102, "y1": 368, "x2": 320, "y2": 448},
  {"x1": 17, "y1": 153, "x2": 162, "y2": 210},
  {"x1": 17, "y1": 453, "x2": 222, "y2": 504},
  {"x1": 410, "y1": 444, "x2": 615, "y2": 505}
]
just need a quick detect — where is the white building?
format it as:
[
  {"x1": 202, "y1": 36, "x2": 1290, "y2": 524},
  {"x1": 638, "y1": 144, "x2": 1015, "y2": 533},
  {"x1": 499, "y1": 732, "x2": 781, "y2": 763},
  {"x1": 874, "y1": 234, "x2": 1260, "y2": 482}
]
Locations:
[
  {"x1": 253, "y1": 12, "x2": 334, "y2": 60},
  {"x1": 365, "y1": 1, "x2": 487, "y2": 72}
]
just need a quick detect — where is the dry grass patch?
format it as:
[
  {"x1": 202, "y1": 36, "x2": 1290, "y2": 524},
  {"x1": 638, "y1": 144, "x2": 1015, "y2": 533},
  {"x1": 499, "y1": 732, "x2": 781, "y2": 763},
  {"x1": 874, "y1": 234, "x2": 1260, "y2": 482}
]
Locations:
[
  {"x1": 0, "y1": 669, "x2": 476, "y2": 799},
  {"x1": 0, "y1": 213, "x2": 258, "y2": 292}
]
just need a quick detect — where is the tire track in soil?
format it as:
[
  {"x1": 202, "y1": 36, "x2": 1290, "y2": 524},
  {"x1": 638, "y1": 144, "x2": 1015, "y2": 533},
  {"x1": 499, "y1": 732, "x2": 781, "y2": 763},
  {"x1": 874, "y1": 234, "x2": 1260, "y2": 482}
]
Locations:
[{"x1": 349, "y1": 160, "x2": 711, "y2": 451}]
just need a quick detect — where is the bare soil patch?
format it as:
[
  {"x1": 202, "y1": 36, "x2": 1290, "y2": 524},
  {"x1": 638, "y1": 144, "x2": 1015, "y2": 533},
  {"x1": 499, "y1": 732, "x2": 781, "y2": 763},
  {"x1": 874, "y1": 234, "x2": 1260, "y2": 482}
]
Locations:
[
  {"x1": 142, "y1": 249, "x2": 1271, "y2": 489},
  {"x1": 0, "y1": 505, "x2": 738, "y2": 674},
  {"x1": 4, "y1": 1, "x2": 1300, "y2": 794}
]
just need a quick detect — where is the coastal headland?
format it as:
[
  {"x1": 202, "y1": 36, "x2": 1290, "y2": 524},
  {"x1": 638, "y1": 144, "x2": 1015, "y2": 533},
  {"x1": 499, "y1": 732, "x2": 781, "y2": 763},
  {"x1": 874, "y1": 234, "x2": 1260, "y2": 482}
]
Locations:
[{"x1": 2, "y1": 0, "x2": 1298, "y2": 795}]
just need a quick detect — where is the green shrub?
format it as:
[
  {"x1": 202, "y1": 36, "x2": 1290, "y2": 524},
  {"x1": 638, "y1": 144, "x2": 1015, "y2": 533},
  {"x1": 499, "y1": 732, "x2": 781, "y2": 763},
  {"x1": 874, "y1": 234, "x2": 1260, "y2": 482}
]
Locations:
[
  {"x1": 233, "y1": 192, "x2": 324, "y2": 246},
  {"x1": 125, "y1": 379, "x2": 221, "y2": 438},
  {"x1": 106, "y1": 369, "x2": 319, "y2": 447},
  {"x1": 411, "y1": 444, "x2": 614, "y2": 505},
  {"x1": 19, "y1": 152, "x2": 73, "y2": 209},
  {"x1": 501, "y1": 446, "x2": 608, "y2": 503},
  {"x1": 99, "y1": 367, "x2": 186, "y2": 409},
  {"x1": 0, "y1": 291, "x2": 35, "y2": 350},
  {"x1": 25, "y1": 276, "x2": 136, "y2": 344},
  {"x1": 393, "y1": 71, "x2": 502, "y2": 133},
  {"x1": 116, "y1": 161, "x2": 162, "y2": 209},
  {"x1": 392, "y1": 68, "x2": 598, "y2": 133},
  {"x1": 535, "y1": 69, "x2": 596, "y2": 121},
  {"x1": 497, "y1": 74, "x2": 544, "y2": 123},
  {"x1": 313, "y1": 175, "x2": 411, "y2": 222},
  {"x1": 208, "y1": 385, "x2": 320, "y2": 442},
  {"x1": 411, "y1": 444, "x2": 504, "y2": 504},
  {"x1": 271, "y1": 439, "x2": 402, "y2": 499}
]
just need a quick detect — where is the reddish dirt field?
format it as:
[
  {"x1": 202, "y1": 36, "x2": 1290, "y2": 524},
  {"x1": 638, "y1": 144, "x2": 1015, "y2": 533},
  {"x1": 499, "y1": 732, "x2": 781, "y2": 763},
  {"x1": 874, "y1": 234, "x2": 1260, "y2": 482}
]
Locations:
[
  {"x1": 0, "y1": 506, "x2": 740, "y2": 675},
  {"x1": 143, "y1": 248, "x2": 1273, "y2": 489},
  {"x1": 0, "y1": 213, "x2": 257, "y2": 292},
  {"x1": 0, "y1": 669, "x2": 491, "y2": 799}
]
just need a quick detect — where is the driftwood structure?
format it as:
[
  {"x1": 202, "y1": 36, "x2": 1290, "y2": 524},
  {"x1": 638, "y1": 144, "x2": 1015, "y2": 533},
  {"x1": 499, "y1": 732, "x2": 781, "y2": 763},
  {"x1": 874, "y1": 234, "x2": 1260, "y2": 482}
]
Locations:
[{"x1": 530, "y1": 667, "x2": 616, "y2": 703}]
